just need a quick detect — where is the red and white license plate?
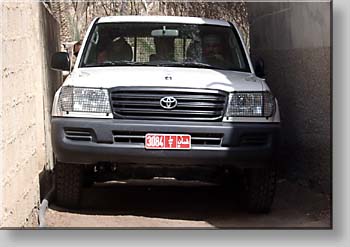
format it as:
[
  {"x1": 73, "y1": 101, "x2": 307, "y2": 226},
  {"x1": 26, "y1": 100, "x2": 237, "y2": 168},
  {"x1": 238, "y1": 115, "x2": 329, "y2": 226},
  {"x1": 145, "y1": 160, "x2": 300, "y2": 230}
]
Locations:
[{"x1": 145, "y1": 134, "x2": 191, "y2": 150}]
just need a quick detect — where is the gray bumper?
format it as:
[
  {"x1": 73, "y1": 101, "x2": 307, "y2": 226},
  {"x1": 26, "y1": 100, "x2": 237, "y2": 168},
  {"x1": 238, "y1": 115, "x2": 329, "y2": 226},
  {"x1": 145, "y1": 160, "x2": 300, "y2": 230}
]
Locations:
[{"x1": 51, "y1": 117, "x2": 280, "y2": 168}]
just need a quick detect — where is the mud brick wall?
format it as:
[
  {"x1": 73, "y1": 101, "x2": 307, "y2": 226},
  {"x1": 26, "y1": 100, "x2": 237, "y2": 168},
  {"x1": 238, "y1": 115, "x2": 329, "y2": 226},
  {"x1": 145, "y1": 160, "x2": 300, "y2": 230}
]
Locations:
[
  {"x1": 247, "y1": 2, "x2": 331, "y2": 193},
  {"x1": 0, "y1": 2, "x2": 60, "y2": 227}
]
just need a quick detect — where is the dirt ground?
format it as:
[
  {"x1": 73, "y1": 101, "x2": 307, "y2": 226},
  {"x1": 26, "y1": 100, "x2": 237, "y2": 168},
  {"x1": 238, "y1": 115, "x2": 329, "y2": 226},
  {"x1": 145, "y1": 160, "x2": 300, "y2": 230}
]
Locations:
[{"x1": 45, "y1": 179, "x2": 331, "y2": 228}]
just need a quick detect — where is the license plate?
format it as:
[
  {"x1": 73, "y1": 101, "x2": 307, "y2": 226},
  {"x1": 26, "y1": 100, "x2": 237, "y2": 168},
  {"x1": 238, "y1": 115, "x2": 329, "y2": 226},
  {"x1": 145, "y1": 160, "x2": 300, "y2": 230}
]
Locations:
[{"x1": 145, "y1": 134, "x2": 191, "y2": 149}]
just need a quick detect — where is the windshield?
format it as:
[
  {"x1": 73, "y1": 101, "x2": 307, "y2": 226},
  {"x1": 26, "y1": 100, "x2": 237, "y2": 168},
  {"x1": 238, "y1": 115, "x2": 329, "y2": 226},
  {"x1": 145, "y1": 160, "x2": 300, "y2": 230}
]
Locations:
[{"x1": 80, "y1": 22, "x2": 250, "y2": 72}]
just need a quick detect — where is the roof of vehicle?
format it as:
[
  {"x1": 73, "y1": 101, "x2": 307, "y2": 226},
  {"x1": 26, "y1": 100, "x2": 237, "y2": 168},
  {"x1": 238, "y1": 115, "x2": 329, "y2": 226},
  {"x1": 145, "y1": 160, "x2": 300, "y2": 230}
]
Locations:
[{"x1": 97, "y1": 15, "x2": 231, "y2": 27}]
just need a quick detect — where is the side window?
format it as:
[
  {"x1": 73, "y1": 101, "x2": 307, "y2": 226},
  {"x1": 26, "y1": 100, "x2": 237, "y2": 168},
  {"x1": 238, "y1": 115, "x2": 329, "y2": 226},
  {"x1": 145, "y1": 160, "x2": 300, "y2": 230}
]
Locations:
[
  {"x1": 229, "y1": 32, "x2": 246, "y2": 69},
  {"x1": 174, "y1": 38, "x2": 192, "y2": 62},
  {"x1": 185, "y1": 39, "x2": 201, "y2": 62},
  {"x1": 136, "y1": 37, "x2": 156, "y2": 62},
  {"x1": 124, "y1": 37, "x2": 135, "y2": 61},
  {"x1": 84, "y1": 29, "x2": 99, "y2": 65}
]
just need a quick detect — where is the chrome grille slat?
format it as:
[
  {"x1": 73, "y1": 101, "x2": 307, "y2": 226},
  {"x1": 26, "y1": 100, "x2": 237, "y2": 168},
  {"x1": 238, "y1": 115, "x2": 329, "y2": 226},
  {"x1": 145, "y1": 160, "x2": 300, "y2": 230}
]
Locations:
[
  {"x1": 191, "y1": 137, "x2": 222, "y2": 141},
  {"x1": 117, "y1": 108, "x2": 222, "y2": 115},
  {"x1": 110, "y1": 87, "x2": 228, "y2": 121},
  {"x1": 112, "y1": 131, "x2": 223, "y2": 146},
  {"x1": 114, "y1": 135, "x2": 146, "y2": 139},
  {"x1": 113, "y1": 101, "x2": 225, "y2": 108},
  {"x1": 112, "y1": 94, "x2": 225, "y2": 100}
]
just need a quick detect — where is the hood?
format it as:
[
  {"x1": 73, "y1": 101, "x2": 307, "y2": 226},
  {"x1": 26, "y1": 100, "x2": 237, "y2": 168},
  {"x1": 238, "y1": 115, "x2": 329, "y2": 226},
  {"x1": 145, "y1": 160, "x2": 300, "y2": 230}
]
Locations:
[{"x1": 64, "y1": 66, "x2": 263, "y2": 92}]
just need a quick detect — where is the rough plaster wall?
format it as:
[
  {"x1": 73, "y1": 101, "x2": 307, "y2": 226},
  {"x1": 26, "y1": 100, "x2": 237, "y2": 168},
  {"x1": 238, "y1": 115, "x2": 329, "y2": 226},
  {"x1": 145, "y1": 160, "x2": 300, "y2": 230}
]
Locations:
[
  {"x1": 247, "y1": 2, "x2": 331, "y2": 193},
  {"x1": 0, "y1": 2, "x2": 60, "y2": 227},
  {"x1": 0, "y1": 0, "x2": 3, "y2": 228},
  {"x1": 39, "y1": 3, "x2": 62, "y2": 172}
]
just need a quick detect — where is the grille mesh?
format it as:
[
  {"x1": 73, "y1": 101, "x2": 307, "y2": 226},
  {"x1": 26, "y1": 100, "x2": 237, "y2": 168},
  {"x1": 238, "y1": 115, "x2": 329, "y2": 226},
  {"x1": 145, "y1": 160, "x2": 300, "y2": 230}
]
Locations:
[{"x1": 110, "y1": 87, "x2": 227, "y2": 121}]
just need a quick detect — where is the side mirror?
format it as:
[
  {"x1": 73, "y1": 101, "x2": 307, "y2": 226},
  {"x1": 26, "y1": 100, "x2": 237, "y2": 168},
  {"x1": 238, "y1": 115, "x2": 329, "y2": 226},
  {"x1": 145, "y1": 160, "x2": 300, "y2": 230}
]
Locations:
[
  {"x1": 51, "y1": 52, "x2": 70, "y2": 71},
  {"x1": 254, "y1": 58, "x2": 265, "y2": 78}
]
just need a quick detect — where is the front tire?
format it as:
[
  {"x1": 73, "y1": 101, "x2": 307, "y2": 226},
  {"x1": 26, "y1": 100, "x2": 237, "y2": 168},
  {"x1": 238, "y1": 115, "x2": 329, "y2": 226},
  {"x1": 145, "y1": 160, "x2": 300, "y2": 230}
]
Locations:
[
  {"x1": 55, "y1": 162, "x2": 83, "y2": 208},
  {"x1": 239, "y1": 167, "x2": 277, "y2": 213}
]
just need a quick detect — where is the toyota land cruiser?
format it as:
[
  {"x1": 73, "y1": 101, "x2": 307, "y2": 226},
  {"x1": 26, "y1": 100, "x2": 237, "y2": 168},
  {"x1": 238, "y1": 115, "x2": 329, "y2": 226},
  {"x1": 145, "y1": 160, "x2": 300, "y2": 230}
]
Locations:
[{"x1": 51, "y1": 16, "x2": 280, "y2": 213}]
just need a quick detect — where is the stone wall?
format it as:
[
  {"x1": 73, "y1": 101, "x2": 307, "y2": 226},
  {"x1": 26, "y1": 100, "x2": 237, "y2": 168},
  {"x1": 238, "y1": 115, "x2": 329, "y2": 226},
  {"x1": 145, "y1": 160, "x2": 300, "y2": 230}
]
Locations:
[
  {"x1": 247, "y1": 2, "x2": 331, "y2": 193},
  {"x1": 0, "y1": 2, "x2": 60, "y2": 227}
]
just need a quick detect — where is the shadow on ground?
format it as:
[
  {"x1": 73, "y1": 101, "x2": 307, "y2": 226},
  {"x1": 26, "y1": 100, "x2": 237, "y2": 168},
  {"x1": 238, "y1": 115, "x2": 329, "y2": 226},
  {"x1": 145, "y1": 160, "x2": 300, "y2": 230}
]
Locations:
[{"x1": 47, "y1": 179, "x2": 331, "y2": 228}]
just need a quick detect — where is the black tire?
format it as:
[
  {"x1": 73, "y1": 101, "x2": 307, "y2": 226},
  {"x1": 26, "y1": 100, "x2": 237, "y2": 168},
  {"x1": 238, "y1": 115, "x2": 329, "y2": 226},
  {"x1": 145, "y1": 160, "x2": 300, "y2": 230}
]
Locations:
[
  {"x1": 82, "y1": 176, "x2": 95, "y2": 187},
  {"x1": 239, "y1": 167, "x2": 277, "y2": 214},
  {"x1": 82, "y1": 166, "x2": 95, "y2": 187},
  {"x1": 55, "y1": 162, "x2": 83, "y2": 208}
]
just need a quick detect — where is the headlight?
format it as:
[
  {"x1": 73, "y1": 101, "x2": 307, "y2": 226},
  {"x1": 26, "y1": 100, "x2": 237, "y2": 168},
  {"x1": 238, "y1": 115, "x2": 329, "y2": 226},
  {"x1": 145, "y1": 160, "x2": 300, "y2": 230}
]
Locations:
[
  {"x1": 59, "y1": 86, "x2": 111, "y2": 113},
  {"x1": 225, "y1": 92, "x2": 275, "y2": 117}
]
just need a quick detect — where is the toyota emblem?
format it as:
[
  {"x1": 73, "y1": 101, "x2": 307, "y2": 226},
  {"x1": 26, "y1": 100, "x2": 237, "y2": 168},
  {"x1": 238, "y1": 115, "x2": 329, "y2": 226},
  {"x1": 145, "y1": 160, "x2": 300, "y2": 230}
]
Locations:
[{"x1": 160, "y1": 96, "x2": 177, "y2": 110}]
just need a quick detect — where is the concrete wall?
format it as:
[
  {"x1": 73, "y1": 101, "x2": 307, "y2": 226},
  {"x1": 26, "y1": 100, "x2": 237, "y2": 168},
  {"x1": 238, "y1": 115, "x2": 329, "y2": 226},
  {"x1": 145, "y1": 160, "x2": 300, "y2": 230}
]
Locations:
[
  {"x1": 0, "y1": 2, "x2": 60, "y2": 227},
  {"x1": 247, "y1": 2, "x2": 331, "y2": 192}
]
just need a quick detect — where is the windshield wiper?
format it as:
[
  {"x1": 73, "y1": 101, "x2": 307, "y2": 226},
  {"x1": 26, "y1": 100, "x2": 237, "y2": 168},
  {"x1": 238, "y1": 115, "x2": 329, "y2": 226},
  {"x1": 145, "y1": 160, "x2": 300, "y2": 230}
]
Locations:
[
  {"x1": 181, "y1": 61, "x2": 222, "y2": 69},
  {"x1": 155, "y1": 61, "x2": 223, "y2": 70},
  {"x1": 84, "y1": 61, "x2": 150, "y2": 67}
]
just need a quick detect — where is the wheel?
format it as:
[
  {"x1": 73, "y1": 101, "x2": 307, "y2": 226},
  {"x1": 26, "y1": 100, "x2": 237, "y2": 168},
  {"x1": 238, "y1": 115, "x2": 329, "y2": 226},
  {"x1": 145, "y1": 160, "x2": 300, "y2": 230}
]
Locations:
[
  {"x1": 55, "y1": 162, "x2": 83, "y2": 208},
  {"x1": 239, "y1": 167, "x2": 277, "y2": 213}
]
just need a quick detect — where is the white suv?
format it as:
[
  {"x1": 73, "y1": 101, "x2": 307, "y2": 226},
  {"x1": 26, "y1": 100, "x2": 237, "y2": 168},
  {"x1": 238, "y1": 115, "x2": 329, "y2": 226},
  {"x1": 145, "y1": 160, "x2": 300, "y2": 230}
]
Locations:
[{"x1": 51, "y1": 16, "x2": 281, "y2": 213}]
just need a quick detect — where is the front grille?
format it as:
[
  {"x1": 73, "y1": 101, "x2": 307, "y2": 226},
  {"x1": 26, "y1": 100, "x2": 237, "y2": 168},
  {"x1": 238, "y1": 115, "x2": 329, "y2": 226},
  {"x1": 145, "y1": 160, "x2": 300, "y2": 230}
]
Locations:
[
  {"x1": 112, "y1": 131, "x2": 223, "y2": 147},
  {"x1": 110, "y1": 87, "x2": 228, "y2": 121}
]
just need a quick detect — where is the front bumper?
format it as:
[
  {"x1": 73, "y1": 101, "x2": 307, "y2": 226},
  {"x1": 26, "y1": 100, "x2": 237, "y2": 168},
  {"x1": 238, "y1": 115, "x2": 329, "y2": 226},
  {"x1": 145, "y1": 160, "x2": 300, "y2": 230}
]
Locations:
[{"x1": 51, "y1": 118, "x2": 280, "y2": 168}]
